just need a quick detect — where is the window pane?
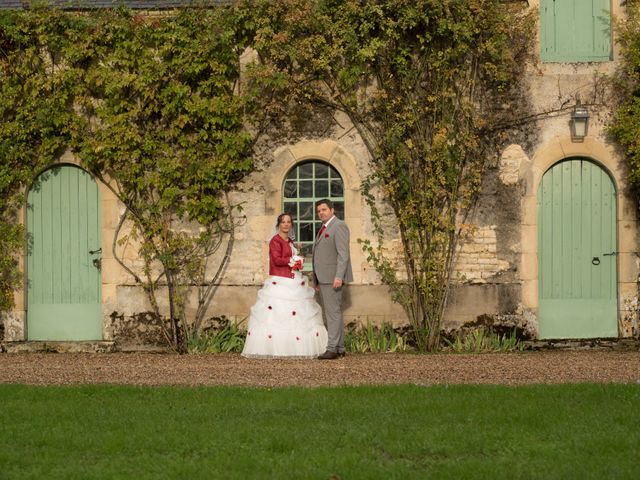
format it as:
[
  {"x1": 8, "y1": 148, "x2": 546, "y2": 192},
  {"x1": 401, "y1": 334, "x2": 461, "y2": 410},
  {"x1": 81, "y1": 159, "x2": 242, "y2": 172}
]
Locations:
[
  {"x1": 299, "y1": 202, "x2": 314, "y2": 220},
  {"x1": 330, "y1": 179, "x2": 343, "y2": 197},
  {"x1": 284, "y1": 180, "x2": 297, "y2": 198},
  {"x1": 299, "y1": 180, "x2": 313, "y2": 198},
  {"x1": 299, "y1": 163, "x2": 313, "y2": 178},
  {"x1": 315, "y1": 180, "x2": 329, "y2": 198},
  {"x1": 315, "y1": 163, "x2": 328, "y2": 178},
  {"x1": 285, "y1": 169, "x2": 297, "y2": 180},
  {"x1": 284, "y1": 202, "x2": 297, "y2": 217},
  {"x1": 281, "y1": 160, "x2": 347, "y2": 252},
  {"x1": 334, "y1": 202, "x2": 344, "y2": 219},
  {"x1": 297, "y1": 243, "x2": 310, "y2": 258},
  {"x1": 300, "y1": 222, "x2": 313, "y2": 242}
]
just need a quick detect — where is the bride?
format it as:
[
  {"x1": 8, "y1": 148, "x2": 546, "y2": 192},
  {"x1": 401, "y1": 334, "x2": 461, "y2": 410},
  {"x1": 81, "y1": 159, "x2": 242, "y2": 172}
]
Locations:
[{"x1": 241, "y1": 213, "x2": 328, "y2": 358}]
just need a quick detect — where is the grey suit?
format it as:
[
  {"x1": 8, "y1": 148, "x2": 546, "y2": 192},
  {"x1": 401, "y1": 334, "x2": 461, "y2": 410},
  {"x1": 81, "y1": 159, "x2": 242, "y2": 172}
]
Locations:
[{"x1": 312, "y1": 216, "x2": 353, "y2": 353}]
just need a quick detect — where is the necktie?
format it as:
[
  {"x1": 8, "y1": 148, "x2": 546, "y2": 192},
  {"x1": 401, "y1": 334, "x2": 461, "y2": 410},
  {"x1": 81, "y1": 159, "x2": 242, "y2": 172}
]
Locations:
[{"x1": 317, "y1": 224, "x2": 326, "y2": 238}]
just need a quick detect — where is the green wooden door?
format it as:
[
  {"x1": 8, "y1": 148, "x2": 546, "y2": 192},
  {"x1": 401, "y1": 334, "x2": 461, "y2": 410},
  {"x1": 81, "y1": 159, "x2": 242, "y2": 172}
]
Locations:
[
  {"x1": 27, "y1": 165, "x2": 102, "y2": 340},
  {"x1": 538, "y1": 159, "x2": 617, "y2": 339}
]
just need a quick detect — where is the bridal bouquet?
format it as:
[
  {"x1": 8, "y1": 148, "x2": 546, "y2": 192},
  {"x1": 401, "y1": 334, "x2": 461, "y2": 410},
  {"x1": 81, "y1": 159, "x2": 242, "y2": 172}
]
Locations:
[{"x1": 289, "y1": 255, "x2": 304, "y2": 271}]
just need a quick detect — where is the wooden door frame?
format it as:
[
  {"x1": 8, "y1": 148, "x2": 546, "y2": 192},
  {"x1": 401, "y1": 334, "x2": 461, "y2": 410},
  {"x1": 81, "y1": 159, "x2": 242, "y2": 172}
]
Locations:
[
  {"x1": 537, "y1": 157, "x2": 618, "y2": 338},
  {"x1": 520, "y1": 137, "x2": 636, "y2": 339},
  {"x1": 25, "y1": 162, "x2": 102, "y2": 340}
]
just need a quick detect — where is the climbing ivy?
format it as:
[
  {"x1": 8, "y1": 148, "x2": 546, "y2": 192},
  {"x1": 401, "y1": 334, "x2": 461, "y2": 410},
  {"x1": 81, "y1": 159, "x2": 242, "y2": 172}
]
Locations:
[
  {"x1": 246, "y1": 0, "x2": 533, "y2": 350},
  {"x1": 610, "y1": 1, "x2": 640, "y2": 191},
  {"x1": 609, "y1": 0, "x2": 640, "y2": 339},
  {"x1": 0, "y1": 6, "x2": 268, "y2": 351},
  {"x1": 1, "y1": 1, "x2": 533, "y2": 353},
  {"x1": 0, "y1": 8, "x2": 78, "y2": 312}
]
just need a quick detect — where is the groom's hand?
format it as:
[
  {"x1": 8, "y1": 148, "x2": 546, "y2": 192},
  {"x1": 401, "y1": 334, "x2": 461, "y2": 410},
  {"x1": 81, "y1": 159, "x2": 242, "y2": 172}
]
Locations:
[{"x1": 333, "y1": 278, "x2": 343, "y2": 289}]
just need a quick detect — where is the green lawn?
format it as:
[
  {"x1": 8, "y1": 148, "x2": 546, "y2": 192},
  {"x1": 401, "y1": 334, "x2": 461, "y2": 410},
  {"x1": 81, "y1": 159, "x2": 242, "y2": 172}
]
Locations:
[{"x1": 0, "y1": 384, "x2": 638, "y2": 479}]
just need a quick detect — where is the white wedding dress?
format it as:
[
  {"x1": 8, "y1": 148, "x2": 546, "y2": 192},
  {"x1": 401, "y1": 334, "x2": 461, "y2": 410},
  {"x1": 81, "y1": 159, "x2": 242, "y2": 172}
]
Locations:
[{"x1": 241, "y1": 265, "x2": 328, "y2": 359}]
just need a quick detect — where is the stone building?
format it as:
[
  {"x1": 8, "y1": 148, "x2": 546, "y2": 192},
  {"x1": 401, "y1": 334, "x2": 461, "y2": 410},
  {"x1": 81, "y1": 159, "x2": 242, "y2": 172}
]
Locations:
[{"x1": 2, "y1": 0, "x2": 638, "y2": 348}]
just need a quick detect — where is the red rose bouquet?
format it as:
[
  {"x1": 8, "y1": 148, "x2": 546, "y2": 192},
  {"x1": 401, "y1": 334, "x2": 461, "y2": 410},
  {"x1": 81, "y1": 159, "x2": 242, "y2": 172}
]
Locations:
[{"x1": 288, "y1": 255, "x2": 304, "y2": 271}]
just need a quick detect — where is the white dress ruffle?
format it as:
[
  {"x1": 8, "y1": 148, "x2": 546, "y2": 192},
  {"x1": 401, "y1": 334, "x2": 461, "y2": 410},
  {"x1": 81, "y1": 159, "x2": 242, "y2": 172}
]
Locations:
[{"x1": 241, "y1": 271, "x2": 328, "y2": 359}]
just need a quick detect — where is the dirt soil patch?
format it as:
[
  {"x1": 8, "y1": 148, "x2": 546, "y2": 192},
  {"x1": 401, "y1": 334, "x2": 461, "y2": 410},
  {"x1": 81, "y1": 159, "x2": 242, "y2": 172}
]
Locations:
[{"x1": 0, "y1": 351, "x2": 639, "y2": 387}]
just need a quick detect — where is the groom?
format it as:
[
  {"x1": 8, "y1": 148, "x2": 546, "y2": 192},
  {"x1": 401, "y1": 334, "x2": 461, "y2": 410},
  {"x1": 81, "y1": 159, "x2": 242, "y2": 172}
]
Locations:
[{"x1": 312, "y1": 199, "x2": 353, "y2": 360}]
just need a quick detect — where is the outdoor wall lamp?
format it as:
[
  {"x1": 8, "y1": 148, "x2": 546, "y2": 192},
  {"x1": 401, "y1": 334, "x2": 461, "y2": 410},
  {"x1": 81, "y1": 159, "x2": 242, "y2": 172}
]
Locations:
[{"x1": 570, "y1": 94, "x2": 590, "y2": 141}]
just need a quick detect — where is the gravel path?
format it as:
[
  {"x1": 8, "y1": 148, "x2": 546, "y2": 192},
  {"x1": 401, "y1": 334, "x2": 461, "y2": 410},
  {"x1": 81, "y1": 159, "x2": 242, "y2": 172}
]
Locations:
[{"x1": 0, "y1": 351, "x2": 639, "y2": 387}]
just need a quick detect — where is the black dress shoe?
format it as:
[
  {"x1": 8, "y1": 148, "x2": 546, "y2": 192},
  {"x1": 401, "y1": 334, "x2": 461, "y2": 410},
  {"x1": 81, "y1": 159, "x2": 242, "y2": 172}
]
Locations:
[{"x1": 317, "y1": 350, "x2": 339, "y2": 360}]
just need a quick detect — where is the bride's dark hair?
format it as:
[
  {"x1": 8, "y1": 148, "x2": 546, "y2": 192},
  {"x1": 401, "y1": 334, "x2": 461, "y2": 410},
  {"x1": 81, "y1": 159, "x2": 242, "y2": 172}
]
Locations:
[{"x1": 276, "y1": 212, "x2": 294, "y2": 227}]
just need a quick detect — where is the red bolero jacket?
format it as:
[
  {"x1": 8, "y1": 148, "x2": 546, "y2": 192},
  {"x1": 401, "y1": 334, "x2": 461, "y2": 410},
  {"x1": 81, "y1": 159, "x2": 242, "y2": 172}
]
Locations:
[{"x1": 269, "y1": 235, "x2": 294, "y2": 278}]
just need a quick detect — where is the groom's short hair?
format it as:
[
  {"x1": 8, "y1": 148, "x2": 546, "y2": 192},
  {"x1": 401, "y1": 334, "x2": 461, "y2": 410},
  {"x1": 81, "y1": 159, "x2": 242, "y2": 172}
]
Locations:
[{"x1": 316, "y1": 199, "x2": 333, "y2": 209}]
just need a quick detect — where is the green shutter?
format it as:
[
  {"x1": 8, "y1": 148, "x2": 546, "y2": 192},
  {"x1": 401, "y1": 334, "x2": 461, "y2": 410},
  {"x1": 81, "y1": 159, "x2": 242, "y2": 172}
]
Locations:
[
  {"x1": 27, "y1": 165, "x2": 102, "y2": 340},
  {"x1": 540, "y1": 0, "x2": 611, "y2": 62},
  {"x1": 537, "y1": 159, "x2": 618, "y2": 339}
]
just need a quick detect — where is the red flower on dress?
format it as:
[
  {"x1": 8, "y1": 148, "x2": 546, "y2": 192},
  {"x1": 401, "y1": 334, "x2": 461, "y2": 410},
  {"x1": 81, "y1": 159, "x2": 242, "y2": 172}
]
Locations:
[
  {"x1": 324, "y1": 233, "x2": 329, "y2": 238},
  {"x1": 292, "y1": 311, "x2": 296, "y2": 316},
  {"x1": 268, "y1": 306, "x2": 272, "y2": 310},
  {"x1": 296, "y1": 336, "x2": 300, "y2": 341},
  {"x1": 316, "y1": 331, "x2": 319, "y2": 337},
  {"x1": 272, "y1": 281, "x2": 277, "y2": 285},
  {"x1": 248, "y1": 331, "x2": 251, "y2": 336},
  {"x1": 268, "y1": 334, "x2": 272, "y2": 339},
  {"x1": 301, "y1": 281, "x2": 305, "y2": 285}
]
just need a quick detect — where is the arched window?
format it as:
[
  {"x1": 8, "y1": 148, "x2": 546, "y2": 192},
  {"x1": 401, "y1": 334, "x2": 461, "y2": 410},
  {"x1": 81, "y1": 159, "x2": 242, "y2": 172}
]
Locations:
[{"x1": 282, "y1": 160, "x2": 344, "y2": 257}]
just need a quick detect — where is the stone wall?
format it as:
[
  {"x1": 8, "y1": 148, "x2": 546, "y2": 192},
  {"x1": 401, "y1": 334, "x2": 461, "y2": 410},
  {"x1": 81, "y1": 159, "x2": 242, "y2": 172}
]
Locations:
[{"x1": 5, "y1": 0, "x2": 640, "y2": 347}]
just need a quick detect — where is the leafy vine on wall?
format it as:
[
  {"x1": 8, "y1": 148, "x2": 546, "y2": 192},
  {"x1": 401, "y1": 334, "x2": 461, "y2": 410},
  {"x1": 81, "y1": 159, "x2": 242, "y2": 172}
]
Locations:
[{"x1": 0, "y1": 6, "x2": 270, "y2": 352}]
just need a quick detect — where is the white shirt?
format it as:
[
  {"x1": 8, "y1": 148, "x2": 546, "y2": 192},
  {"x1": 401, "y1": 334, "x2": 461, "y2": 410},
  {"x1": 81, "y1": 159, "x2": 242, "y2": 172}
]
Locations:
[{"x1": 323, "y1": 215, "x2": 336, "y2": 229}]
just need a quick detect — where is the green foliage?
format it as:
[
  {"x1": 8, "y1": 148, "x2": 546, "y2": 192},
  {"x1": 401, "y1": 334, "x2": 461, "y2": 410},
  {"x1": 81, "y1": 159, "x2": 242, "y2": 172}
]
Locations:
[
  {"x1": 187, "y1": 317, "x2": 246, "y2": 353},
  {"x1": 344, "y1": 320, "x2": 410, "y2": 353},
  {"x1": 1, "y1": 2, "x2": 534, "y2": 354},
  {"x1": 0, "y1": 6, "x2": 268, "y2": 350},
  {"x1": 245, "y1": 0, "x2": 534, "y2": 351},
  {"x1": 609, "y1": 4, "x2": 640, "y2": 341},
  {"x1": 67, "y1": 7, "x2": 260, "y2": 352},
  {"x1": 0, "y1": 223, "x2": 22, "y2": 312},
  {"x1": 443, "y1": 327, "x2": 525, "y2": 353},
  {"x1": 0, "y1": 7, "x2": 78, "y2": 311},
  {"x1": 610, "y1": 1, "x2": 640, "y2": 190}
]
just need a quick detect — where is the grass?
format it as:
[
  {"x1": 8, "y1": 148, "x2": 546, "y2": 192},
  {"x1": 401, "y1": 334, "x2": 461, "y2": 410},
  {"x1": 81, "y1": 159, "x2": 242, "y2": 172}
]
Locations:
[{"x1": 0, "y1": 384, "x2": 638, "y2": 479}]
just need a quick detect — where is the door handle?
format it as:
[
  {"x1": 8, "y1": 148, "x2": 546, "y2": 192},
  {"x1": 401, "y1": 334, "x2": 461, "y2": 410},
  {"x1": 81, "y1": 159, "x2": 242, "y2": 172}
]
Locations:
[
  {"x1": 592, "y1": 257, "x2": 600, "y2": 265},
  {"x1": 603, "y1": 251, "x2": 617, "y2": 256},
  {"x1": 89, "y1": 248, "x2": 102, "y2": 255}
]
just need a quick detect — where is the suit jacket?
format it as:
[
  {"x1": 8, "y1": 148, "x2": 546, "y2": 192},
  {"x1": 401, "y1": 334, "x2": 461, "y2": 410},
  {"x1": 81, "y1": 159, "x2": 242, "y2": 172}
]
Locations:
[
  {"x1": 312, "y1": 216, "x2": 353, "y2": 284},
  {"x1": 269, "y1": 235, "x2": 294, "y2": 278}
]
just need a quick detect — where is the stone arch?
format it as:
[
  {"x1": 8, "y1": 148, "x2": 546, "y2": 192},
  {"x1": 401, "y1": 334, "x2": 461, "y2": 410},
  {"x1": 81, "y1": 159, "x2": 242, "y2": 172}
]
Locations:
[
  {"x1": 265, "y1": 140, "x2": 364, "y2": 283},
  {"x1": 8, "y1": 151, "x2": 120, "y2": 342},
  {"x1": 520, "y1": 136, "x2": 636, "y2": 337}
]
